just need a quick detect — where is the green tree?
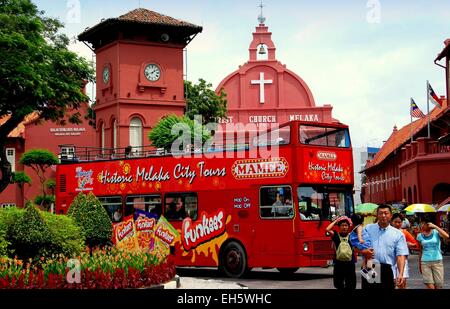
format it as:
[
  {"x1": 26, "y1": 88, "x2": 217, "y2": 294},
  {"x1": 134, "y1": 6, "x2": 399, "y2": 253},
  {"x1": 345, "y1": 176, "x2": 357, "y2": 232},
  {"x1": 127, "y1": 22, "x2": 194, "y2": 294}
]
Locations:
[
  {"x1": 9, "y1": 202, "x2": 52, "y2": 259},
  {"x1": 68, "y1": 192, "x2": 113, "y2": 248},
  {"x1": 0, "y1": 0, "x2": 95, "y2": 194},
  {"x1": 148, "y1": 114, "x2": 211, "y2": 151},
  {"x1": 20, "y1": 149, "x2": 58, "y2": 204},
  {"x1": 11, "y1": 171, "x2": 31, "y2": 207},
  {"x1": 185, "y1": 79, "x2": 227, "y2": 125}
]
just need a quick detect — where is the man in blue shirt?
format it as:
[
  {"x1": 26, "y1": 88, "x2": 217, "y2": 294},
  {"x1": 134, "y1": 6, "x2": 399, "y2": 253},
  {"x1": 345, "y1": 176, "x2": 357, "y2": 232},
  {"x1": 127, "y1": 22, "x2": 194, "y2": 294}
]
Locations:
[{"x1": 360, "y1": 204, "x2": 408, "y2": 289}]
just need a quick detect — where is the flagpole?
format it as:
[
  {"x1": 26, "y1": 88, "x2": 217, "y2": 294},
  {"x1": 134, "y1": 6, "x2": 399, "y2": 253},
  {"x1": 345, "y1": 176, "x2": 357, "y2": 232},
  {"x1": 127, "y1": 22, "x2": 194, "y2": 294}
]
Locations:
[
  {"x1": 427, "y1": 80, "x2": 430, "y2": 138},
  {"x1": 410, "y1": 98, "x2": 413, "y2": 143}
]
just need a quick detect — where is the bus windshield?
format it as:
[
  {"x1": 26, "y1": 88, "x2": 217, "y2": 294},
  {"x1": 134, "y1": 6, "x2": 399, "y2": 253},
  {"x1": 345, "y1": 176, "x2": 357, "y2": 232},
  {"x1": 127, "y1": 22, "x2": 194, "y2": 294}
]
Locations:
[
  {"x1": 299, "y1": 125, "x2": 351, "y2": 148},
  {"x1": 297, "y1": 186, "x2": 353, "y2": 221}
]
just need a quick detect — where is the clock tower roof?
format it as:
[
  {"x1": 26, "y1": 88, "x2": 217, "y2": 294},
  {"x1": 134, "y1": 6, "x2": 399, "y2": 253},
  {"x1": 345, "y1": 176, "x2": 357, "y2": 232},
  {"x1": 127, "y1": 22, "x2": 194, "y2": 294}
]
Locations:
[{"x1": 79, "y1": 8, "x2": 202, "y2": 49}]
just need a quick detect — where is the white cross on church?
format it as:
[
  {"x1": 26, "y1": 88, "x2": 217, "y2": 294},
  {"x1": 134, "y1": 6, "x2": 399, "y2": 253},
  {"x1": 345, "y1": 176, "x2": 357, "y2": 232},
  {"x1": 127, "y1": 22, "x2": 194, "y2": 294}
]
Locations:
[{"x1": 251, "y1": 72, "x2": 273, "y2": 104}]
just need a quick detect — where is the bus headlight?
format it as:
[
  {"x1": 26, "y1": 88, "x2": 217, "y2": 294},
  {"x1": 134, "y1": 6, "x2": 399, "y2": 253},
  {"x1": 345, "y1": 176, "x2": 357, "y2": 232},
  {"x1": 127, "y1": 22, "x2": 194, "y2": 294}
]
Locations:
[{"x1": 303, "y1": 243, "x2": 309, "y2": 252}]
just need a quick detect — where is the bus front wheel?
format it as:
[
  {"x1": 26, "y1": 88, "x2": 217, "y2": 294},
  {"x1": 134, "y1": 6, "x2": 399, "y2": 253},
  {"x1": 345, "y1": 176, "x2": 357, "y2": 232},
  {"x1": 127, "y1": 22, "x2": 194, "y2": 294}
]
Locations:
[{"x1": 220, "y1": 242, "x2": 248, "y2": 278}]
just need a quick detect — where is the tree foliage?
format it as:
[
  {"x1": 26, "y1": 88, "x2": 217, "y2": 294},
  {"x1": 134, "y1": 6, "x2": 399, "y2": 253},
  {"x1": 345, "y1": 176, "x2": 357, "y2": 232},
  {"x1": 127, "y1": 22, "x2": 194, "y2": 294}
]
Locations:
[
  {"x1": 0, "y1": 0, "x2": 95, "y2": 194},
  {"x1": 68, "y1": 192, "x2": 113, "y2": 248},
  {"x1": 20, "y1": 149, "x2": 58, "y2": 203},
  {"x1": 11, "y1": 171, "x2": 31, "y2": 186},
  {"x1": 41, "y1": 211, "x2": 85, "y2": 258},
  {"x1": 148, "y1": 114, "x2": 212, "y2": 151},
  {"x1": 9, "y1": 202, "x2": 52, "y2": 259},
  {"x1": 0, "y1": 204, "x2": 84, "y2": 259},
  {"x1": 185, "y1": 79, "x2": 227, "y2": 125}
]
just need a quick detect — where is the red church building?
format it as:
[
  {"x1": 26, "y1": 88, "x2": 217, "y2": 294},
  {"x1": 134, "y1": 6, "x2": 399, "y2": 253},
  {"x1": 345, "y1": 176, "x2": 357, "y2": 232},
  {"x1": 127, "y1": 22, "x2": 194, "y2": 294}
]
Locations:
[{"x1": 215, "y1": 14, "x2": 336, "y2": 129}]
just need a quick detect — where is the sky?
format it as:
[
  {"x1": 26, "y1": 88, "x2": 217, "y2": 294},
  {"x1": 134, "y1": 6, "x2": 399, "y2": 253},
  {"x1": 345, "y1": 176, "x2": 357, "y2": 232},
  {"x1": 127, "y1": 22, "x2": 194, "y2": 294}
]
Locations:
[{"x1": 33, "y1": 0, "x2": 450, "y2": 148}]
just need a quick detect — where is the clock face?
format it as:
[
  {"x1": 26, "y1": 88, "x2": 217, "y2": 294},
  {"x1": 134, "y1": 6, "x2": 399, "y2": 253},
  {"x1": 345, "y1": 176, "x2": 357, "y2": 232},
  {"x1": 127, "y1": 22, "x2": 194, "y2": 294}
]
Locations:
[
  {"x1": 102, "y1": 66, "x2": 110, "y2": 84},
  {"x1": 144, "y1": 64, "x2": 161, "y2": 81}
]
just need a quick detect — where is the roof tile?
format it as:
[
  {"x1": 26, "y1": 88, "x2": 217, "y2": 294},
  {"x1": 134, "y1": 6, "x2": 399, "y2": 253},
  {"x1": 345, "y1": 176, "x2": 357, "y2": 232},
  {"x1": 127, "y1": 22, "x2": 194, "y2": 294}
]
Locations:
[{"x1": 117, "y1": 8, "x2": 200, "y2": 29}]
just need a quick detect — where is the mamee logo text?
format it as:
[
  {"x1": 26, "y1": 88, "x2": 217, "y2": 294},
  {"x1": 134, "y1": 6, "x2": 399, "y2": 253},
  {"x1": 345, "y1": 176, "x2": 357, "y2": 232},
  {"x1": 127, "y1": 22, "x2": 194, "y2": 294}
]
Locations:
[
  {"x1": 231, "y1": 157, "x2": 288, "y2": 179},
  {"x1": 316, "y1": 151, "x2": 337, "y2": 161}
]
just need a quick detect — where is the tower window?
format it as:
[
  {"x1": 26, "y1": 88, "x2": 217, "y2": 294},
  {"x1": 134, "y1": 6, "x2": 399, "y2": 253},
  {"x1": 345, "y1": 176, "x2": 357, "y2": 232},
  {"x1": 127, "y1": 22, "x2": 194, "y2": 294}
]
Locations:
[{"x1": 129, "y1": 117, "x2": 143, "y2": 154}]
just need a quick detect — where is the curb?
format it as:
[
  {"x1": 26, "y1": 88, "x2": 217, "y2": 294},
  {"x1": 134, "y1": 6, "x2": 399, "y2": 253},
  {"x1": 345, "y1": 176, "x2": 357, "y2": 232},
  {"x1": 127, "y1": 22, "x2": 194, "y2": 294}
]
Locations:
[{"x1": 151, "y1": 275, "x2": 181, "y2": 289}]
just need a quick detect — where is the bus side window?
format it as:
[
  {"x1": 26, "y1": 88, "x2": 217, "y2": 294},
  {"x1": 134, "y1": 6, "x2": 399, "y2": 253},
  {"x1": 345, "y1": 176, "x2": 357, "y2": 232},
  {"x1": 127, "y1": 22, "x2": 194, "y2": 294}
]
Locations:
[
  {"x1": 125, "y1": 195, "x2": 162, "y2": 217},
  {"x1": 98, "y1": 196, "x2": 123, "y2": 223},
  {"x1": 259, "y1": 186, "x2": 294, "y2": 219},
  {"x1": 164, "y1": 193, "x2": 197, "y2": 221}
]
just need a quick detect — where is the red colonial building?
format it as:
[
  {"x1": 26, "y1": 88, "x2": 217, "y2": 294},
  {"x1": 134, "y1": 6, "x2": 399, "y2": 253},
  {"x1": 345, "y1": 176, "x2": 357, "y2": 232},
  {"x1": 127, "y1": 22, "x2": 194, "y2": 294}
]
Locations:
[
  {"x1": 0, "y1": 104, "x2": 95, "y2": 208},
  {"x1": 361, "y1": 41, "x2": 450, "y2": 206},
  {"x1": 215, "y1": 14, "x2": 338, "y2": 129}
]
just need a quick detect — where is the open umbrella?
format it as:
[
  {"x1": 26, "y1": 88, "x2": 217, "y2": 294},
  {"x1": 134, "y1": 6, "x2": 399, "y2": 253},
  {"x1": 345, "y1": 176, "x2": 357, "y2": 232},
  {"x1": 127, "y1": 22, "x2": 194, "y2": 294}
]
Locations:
[
  {"x1": 355, "y1": 203, "x2": 378, "y2": 214},
  {"x1": 404, "y1": 203, "x2": 436, "y2": 213},
  {"x1": 437, "y1": 204, "x2": 450, "y2": 212}
]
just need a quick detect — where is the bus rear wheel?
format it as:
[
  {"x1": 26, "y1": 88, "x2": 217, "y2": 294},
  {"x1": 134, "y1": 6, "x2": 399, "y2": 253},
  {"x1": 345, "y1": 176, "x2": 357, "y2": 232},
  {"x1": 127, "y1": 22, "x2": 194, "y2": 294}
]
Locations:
[
  {"x1": 277, "y1": 267, "x2": 299, "y2": 275},
  {"x1": 220, "y1": 242, "x2": 247, "y2": 278}
]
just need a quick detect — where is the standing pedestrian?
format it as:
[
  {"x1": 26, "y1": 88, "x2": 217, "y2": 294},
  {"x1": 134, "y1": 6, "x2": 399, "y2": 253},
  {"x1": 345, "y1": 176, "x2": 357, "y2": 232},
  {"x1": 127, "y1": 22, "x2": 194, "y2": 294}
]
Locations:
[
  {"x1": 360, "y1": 204, "x2": 408, "y2": 289},
  {"x1": 391, "y1": 213, "x2": 417, "y2": 289},
  {"x1": 326, "y1": 216, "x2": 356, "y2": 289},
  {"x1": 417, "y1": 215, "x2": 449, "y2": 289}
]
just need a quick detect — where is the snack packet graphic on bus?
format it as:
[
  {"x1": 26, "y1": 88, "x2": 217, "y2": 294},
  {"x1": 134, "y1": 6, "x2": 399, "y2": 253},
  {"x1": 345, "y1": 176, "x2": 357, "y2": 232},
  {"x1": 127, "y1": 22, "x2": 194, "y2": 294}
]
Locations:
[
  {"x1": 134, "y1": 209, "x2": 158, "y2": 252},
  {"x1": 113, "y1": 215, "x2": 139, "y2": 252},
  {"x1": 152, "y1": 216, "x2": 179, "y2": 262}
]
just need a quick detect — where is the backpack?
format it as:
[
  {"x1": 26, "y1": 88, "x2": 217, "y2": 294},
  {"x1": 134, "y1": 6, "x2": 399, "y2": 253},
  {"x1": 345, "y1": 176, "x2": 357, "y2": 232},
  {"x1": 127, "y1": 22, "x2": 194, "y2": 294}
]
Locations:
[{"x1": 336, "y1": 235, "x2": 353, "y2": 262}]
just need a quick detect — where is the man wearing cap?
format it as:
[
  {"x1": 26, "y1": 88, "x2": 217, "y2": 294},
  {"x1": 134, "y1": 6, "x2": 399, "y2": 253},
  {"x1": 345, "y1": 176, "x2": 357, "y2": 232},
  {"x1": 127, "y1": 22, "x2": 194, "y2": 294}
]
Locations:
[{"x1": 326, "y1": 216, "x2": 356, "y2": 289}]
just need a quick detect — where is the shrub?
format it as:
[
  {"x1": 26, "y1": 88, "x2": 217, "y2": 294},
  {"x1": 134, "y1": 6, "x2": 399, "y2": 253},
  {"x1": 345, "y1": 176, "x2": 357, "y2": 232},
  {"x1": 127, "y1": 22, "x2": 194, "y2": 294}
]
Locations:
[
  {"x1": 34, "y1": 194, "x2": 55, "y2": 209},
  {"x1": 0, "y1": 220, "x2": 8, "y2": 257},
  {"x1": 0, "y1": 205, "x2": 85, "y2": 259},
  {"x1": 0, "y1": 207, "x2": 25, "y2": 257},
  {"x1": 9, "y1": 202, "x2": 52, "y2": 259},
  {"x1": 68, "y1": 192, "x2": 113, "y2": 248},
  {"x1": 41, "y1": 212, "x2": 85, "y2": 257}
]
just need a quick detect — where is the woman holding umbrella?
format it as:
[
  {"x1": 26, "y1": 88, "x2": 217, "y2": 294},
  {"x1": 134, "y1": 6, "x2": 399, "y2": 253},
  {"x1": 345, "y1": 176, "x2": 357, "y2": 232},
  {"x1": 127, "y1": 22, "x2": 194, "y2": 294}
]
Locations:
[{"x1": 417, "y1": 214, "x2": 449, "y2": 289}]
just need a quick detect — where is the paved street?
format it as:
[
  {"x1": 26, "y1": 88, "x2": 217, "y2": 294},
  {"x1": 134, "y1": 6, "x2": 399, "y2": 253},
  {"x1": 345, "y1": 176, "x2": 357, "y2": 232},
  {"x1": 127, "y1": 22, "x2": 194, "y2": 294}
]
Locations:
[{"x1": 177, "y1": 254, "x2": 450, "y2": 289}]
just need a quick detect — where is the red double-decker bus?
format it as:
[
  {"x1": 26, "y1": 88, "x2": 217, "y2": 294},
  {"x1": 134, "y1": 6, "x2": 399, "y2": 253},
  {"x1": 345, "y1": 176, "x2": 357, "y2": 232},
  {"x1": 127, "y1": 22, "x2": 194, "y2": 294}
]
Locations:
[{"x1": 55, "y1": 121, "x2": 354, "y2": 278}]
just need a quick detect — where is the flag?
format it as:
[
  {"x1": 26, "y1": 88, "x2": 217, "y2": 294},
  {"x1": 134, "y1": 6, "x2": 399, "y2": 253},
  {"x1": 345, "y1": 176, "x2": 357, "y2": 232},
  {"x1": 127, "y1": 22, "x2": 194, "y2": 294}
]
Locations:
[
  {"x1": 410, "y1": 98, "x2": 425, "y2": 118},
  {"x1": 427, "y1": 83, "x2": 443, "y2": 108}
]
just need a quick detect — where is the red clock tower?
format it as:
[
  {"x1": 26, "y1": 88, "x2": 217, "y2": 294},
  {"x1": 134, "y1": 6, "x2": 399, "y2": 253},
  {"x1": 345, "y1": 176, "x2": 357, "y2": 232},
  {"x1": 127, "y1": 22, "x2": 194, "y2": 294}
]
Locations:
[{"x1": 78, "y1": 9, "x2": 202, "y2": 151}]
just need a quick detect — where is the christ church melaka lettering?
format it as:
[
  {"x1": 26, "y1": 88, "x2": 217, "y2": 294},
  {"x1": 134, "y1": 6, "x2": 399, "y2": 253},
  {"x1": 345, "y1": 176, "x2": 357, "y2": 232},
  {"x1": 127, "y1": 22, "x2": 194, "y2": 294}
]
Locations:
[
  {"x1": 75, "y1": 167, "x2": 94, "y2": 191},
  {"x1": 231, "y1": 157, "x2": 288, "y2": 179},
  {"x1": 181, "y1": 209, "x2": 226, "y2": 251}
]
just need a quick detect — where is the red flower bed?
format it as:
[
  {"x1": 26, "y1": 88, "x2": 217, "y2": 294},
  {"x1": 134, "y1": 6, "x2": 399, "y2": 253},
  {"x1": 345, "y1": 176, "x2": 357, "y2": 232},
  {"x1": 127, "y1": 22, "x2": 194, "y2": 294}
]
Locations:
[{"x1": 0, "y1": 250, "x2": 176, "y2": 289}]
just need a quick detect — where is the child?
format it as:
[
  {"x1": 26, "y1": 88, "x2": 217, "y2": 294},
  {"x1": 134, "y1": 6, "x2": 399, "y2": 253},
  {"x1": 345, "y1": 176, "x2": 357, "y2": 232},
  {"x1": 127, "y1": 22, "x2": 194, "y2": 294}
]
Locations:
[{"x1": 350, "y1": 214, "x2": 377, "y2": 280}]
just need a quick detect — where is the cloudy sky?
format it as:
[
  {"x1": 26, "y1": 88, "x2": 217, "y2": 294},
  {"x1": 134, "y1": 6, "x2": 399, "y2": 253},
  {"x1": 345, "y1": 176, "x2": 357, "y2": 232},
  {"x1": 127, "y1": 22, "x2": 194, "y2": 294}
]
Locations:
[{"x1": 34, "y1": 0, "x2": 450, "y2": 148}]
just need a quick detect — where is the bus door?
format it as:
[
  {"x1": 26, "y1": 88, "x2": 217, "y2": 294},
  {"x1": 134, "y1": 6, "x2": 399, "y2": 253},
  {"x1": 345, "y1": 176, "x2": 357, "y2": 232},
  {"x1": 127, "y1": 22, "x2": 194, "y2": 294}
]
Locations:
[
  {"x1": 296, "y1": 185, "x2": 354, "y2": 263},
  {"x1": 253, "y1": 185, "x2": 297, "y2": 264}
]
